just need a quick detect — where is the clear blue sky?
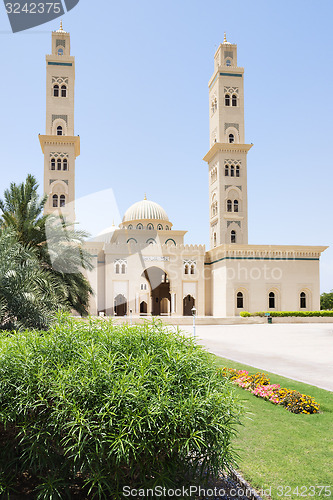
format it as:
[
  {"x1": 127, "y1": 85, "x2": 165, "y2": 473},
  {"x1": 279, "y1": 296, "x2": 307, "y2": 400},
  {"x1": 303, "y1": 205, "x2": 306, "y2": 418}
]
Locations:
[{"x1": 0, "y1": 0, "x2": 332, "y2": 292}]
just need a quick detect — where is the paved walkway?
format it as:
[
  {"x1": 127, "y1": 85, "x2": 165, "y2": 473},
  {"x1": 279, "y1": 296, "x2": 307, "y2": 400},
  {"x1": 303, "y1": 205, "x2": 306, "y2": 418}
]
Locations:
[{"x1": 179, "y1": 323, "x2": 333, "y2": 392}]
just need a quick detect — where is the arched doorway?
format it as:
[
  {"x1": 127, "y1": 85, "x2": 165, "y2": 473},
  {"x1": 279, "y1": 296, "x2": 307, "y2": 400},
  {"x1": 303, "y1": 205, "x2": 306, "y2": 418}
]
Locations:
[
  {"x1": 114, "y1": 294, "x2": 127, "y2": 316},
  {"x1": 142, "y1": 267, "x2": 171, "y2": 316},
  {"x1": 140, "y1": 301, "x2": 147, "y2": 315},
  {"x1": 183, "y1": 295, "x2": 195, "y2": 316}
]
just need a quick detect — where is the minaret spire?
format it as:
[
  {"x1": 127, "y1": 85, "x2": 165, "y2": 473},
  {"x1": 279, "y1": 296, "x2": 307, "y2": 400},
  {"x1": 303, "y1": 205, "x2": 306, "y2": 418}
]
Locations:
[{"x1": 223, "y1": 32, "x2": 227, "y2": 43}]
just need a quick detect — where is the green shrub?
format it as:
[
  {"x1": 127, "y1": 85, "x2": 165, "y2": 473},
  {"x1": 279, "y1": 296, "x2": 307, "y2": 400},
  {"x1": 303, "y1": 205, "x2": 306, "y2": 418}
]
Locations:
[
  {"x1": 0, "y1": 315, "x2": 242, "y2": 499},
  {"x1": 240, "y1": 310, "x2": 333, "y2": 317}
]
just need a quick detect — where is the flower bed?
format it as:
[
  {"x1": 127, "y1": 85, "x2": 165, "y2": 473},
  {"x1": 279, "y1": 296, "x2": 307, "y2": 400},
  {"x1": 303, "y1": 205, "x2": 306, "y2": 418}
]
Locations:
[{"x1": 220, "y1": 367, "x2": 320, "y2": 414}]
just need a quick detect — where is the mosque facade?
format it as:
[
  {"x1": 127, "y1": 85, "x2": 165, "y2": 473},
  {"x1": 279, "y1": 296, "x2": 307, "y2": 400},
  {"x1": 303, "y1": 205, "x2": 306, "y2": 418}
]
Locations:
[{"x1": 42, "y1": 26, "x2": 327, "y2": 317}]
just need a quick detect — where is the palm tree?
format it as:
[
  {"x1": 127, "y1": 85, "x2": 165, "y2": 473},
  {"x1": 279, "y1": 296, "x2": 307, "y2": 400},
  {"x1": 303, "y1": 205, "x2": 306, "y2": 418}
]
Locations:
[
  {"x1": 0, "y1": 229, "x2": 63, "y2": 330},
  {"x1": 0, "y1": 175, "x2": 93, "y2": 316}
]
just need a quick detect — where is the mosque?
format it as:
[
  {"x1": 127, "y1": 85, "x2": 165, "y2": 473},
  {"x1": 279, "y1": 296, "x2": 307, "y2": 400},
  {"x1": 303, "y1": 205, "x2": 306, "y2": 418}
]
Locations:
[{"x1": 41, "y1": 25, "x2": 327, "y2": 317}]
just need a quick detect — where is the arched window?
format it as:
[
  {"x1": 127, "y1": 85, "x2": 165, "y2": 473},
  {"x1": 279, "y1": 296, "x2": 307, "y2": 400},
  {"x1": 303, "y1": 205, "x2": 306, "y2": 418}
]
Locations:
[
  {"x1": 61, "y1": 85, "x2": 67, "y2": 97},
  {"x1": 226, "y1": 59, "x2": 231, "y2": 67},
  {"x1": 229, "y1": 133, "x2": 234, "y2": 143},
  {"x1": 227, "y1": 199, "x2": 232, "y2": 212},
  {"x1": 51, "y1": 158, "x2": 56, "y2": 170},
  {"x1": 157, "y1": 224, "x2": 163, "y2": 230},
  {"x1": 213, "y1": 233, "x2": 217, "y2": 247},
  {"x1": 230, "y1": 165, "x2": 235, "y2": 177},
  {"x1": 60, "y1": 195, "x2": 66, "y2": 208},
  {"x1": 190, "y1": 264, "x2": 195, "y2": 275},
  {"x1": 234, "y1": 200, "x2": 239, "y2": 212},
  {"x1": 58, "y1": 48, "x2": 64, "y2": 56},
  {"x1": 63, "y1": 159, "x2": 68, "y2": 171},
  {"x1": 115, "y1": 263, "x2": 120, "y2": 274},
  {"x1": 212, "y1": 200, "x2": 218, "y2": 217},
  {"x1": 52, "y1": 194, "x2": 58, "y2": 208},
  {"x1": 57, "y1": 158, "x2": 62, "y2": 170},
  {"x1": 232, "y1": 94, "x2": 237, "y2": 106},
  {"x1": 269, "y1": 292, "x2": 275, "y2": 309},
  {"x1": 121, "y1": 264, "x2": 126, "y2": 274},
  {"x1": 300, "y1": 292, "x2": 306, "y2": 309},
  {"x1": 225, "y1": 94, "x2": 230, "y2": 106},
  {"x1": 236, "y1": 166, "x2": 240, "y2": 177},
  {"x1": 231, "y1": 230, "x2": 236, "y2": 243},
  {"x1": 136, "y1": 223, "x2": 143, "y2": 230},
  {"x1": 184, "y1": 264, "x2": 189, "y2": 275},
  {"x1": 165, "y1": 225, "x2": 170, "y2": 230},
  {"x1": 147, "y1": 223, "x2": 154, "y2": 230},
  {"x1": 237, "y1": 292, "x2": 244, "y2": 308},
  {"x1": 57, "y1": 126, "x2": 63, "y2": 136},
  {"x1": 128, "y1": 224, "x2": 133, "y2": 230},
  {"x1": 225, "y1": 165, "x2": 229, "y2": 176},
  {"x1": 53, "y1": 85, "x2": 59, "y2": 97}
]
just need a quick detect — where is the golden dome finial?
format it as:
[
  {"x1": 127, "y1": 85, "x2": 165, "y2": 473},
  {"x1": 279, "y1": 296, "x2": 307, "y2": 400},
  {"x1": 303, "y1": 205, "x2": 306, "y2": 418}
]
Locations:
[
  {"x1": 223, "y1": 32, "x2": 227, "y2": 43},
  {"x1": 144, "y1": 193, "x2": 147, "y2": 200},
  {"x1": 60, "y1": 20, "x2": 63, "y2": 31}
]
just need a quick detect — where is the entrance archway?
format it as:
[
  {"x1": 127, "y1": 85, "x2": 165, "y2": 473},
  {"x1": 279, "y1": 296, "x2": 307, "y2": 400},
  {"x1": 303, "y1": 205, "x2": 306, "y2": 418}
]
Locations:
[
  {"x1": 114, "y1": 294, "x2": 127, "y2": 316},
  {"x1": 142, "y1": 267, "x2": 171, "y2": 316},
  {"x1": 183, "y1": 295, "x2": 195, "y2": 316},
  {"x1": 140, "y1": 301, "x2": 147, "y2": 315}
]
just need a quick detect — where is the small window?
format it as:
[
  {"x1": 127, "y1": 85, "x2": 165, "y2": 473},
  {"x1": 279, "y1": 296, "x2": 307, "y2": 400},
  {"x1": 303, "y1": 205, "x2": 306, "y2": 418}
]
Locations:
[
  {"x1": 236, "y1": 166, "x2": 240, "y2": 177},
  {"x1": 226, "y1": 59, "x2": 231, "y2": 67},
  {"x1": 229, "y1": 133, "x2": 235, "y2": 143},
  {"x1": 60, "y1": 195, "x2": 66, "y2": 208},
  {"x1": 147, "y1": 223, "x2": 154, "y2": 230},
  {"x1": 190, "y1": 264, "x2": 195, "y2": 275},
  {"x1": 231, "y1": 230, "x2": 236, "y2": 243},
  {"x1": 225, "y1": 165, "x2": 229, "y2": 176},
  {"x1": 128, "y1": 224, "x2": 133, "y2": 230},
  {"x1": 225, "y1": 94, "x2": 230, "y2": 106},
  {"x1": 137, "y1": 223, "x2": 143, "y2": 230},
  {"x1": 165, "y1": 225, "x2": 169, "y2": 230},
  {"x1": 237, "y1": 292, "x2": 243, "y2": 308},
  {"x1": 227, "y1": 199, "x2": 232, "y2": 212},
  {"x1": 269, "y1": 292, "x2": 275, "y2": 309},
  {"x1": 234, "y1": 200, "x2": 239, "y2": 212},
  {"x1": 121, "y1": 264, "x2": 126, "y2": 274},
  {"x1": 57, "y1": 158, "x2": 62, "y2": 170},
  {"x1": 213, "y1": 233, "x2": 217, "y2": 247},
  {"x1": 115, "y1": 263, "x2": 120, "y2": 274},
  {"x1": 53, "y1": 85, "x2": 59, "y2": 97},
  {"x1": 58, "y1": 48, "x2": 64, "y2": 56},
  {"x1": 61, "y1": 85, "x2": 67, "y2": 98},
  {"x1": 157, "y1": 224, "x2": 163, "y2": 230},
  {"x1": 184, "y1": 264, "x2": 189, "y2": 275},
  {"x1": 57, "y1": 126, "x2": 63, "y2": 136},
  {"x1": 51, "y1": 158, "x2": 56, "y2": 170},
  {"x1": 300, "y1": 292, "x2": 306, "y2": 309},
  {"x1": 230, "y1": 165, "x2": 235, "y2": 177},
  {"x1": 63, "y1": 159, "x2": 68, "y2": 171},
  {"x1": 52, "y1": 194, "x2": 58, "y2": 208},
  {"x1": 232, "y1": 94, "x2": 237, "y2": 106}
]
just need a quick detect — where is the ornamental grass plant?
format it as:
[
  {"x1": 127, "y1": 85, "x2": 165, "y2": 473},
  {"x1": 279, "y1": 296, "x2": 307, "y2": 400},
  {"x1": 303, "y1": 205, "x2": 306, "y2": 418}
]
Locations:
[{"x1": 0, "y1": 315, "x2": 242, "y2": 499}]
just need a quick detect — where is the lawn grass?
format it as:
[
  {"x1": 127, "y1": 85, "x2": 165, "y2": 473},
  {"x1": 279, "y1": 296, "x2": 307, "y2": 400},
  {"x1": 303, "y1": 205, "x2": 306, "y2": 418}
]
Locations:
[{"x1": 212, "y1": 356, "x2": 333, "y2": 499}]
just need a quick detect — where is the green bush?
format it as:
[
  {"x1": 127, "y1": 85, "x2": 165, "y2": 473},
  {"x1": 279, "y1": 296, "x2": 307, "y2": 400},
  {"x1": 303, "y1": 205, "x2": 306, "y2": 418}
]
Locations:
[
  {"x1": 240, "y1": 310, "x2": 333, "y2": 317},
  {"x1": 0, "y1": 315, "x2": 242, "y2": 499}
]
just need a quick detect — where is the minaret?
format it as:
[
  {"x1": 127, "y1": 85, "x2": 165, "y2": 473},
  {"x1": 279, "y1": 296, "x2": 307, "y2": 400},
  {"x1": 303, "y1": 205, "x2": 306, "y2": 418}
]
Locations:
[
  {"x1": 40, "y1": 22, "x2": 80, "y2": 222},
  {"x1": 203, "y1": 34, "x2": 252, "y2": 248}
]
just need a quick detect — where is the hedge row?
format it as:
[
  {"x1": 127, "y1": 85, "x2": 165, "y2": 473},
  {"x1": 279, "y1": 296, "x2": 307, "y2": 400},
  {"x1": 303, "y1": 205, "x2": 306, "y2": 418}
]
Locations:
[
  {"x1": 220, "y1": 368, "x2": 320, "y2": 414},
  {"x1": 240, "y1": 310, "x2": 333, "y2": 317}
]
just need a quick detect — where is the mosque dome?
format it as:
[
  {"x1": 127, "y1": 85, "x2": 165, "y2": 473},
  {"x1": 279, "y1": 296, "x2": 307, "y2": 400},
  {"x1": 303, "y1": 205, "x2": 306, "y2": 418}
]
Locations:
[{"x1": 122, "y1": 198, "x2": 170, "y2": 224}]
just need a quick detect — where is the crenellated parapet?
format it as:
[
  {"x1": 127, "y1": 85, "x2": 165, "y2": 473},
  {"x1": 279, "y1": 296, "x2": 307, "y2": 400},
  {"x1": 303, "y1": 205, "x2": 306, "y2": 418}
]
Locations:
[{"x1": 205, "y1": 244, "x2": 328, "y2": 265}]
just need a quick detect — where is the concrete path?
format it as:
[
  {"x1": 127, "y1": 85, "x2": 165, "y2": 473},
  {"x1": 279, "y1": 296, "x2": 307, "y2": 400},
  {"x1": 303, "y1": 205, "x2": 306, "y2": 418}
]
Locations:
[{"x1": 178, "y1": 323, "x2": 333, "y2": 392}]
